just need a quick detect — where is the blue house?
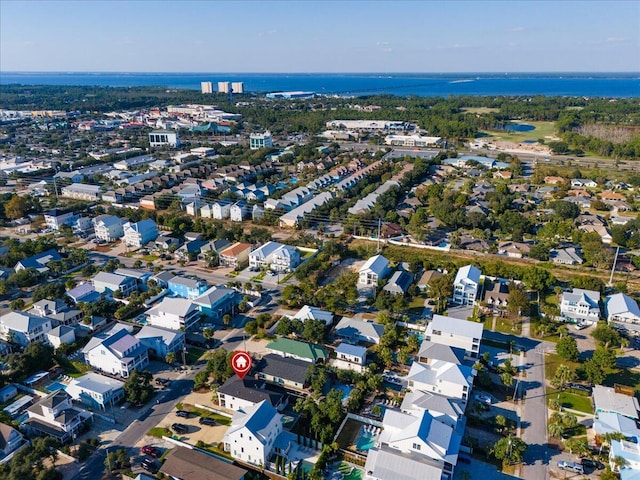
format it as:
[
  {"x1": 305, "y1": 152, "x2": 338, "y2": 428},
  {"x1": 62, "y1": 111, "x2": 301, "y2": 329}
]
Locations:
[
  {"x1": 193, "y1": 286, "x2": 239, "y2": 322},
  {"x1": 167, "y1": 275, "x2": 209, "y2": 300}
]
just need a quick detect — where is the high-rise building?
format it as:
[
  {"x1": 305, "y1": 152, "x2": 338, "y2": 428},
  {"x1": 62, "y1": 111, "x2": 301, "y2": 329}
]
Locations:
[
  {"x1": 231, "y1": 82, "x2": 244, "y2": 94},
  {"x1": 201, "y1": 82, "x2": 213, "y2": 94},
  {"x1": 218, "y1": 82, "x2": 231, "y2": 94}
]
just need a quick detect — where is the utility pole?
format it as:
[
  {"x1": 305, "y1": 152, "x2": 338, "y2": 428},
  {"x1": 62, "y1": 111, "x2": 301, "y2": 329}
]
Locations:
[
  {"x1": 609, "y1": 246, "x2": 620, "y2": 287},
  {"x1": 377, "y1": 218, "x2": 382, "y2": 253}
]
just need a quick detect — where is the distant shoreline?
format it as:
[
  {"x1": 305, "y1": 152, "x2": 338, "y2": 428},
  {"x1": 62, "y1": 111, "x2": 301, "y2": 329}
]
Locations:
[{"x1": 1, "y1": 72, "x2": 638, "y2": 98}]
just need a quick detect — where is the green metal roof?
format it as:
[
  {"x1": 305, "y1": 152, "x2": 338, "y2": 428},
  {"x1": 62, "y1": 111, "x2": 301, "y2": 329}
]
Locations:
[{"x1": 265, "y1": 338, "x2": 327, "y2": 362}]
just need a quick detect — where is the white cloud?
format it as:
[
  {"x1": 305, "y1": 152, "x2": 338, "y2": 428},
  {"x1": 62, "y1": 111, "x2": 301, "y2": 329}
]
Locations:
[
  {"x1": 508, "y1": 26, "x2": 526, "y2": 33},
  {"x1": 606, "y1": 37, "x2": 625, "y2": 43}
]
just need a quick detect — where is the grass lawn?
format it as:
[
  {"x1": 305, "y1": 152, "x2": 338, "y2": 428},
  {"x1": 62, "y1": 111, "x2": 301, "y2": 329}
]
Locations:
[
  {"x1": 140, "y1": 255, "x2": 159, "y2": 262},
  {"x1": 495, "y1": 318, "x2": 522, "y2": 335},
  {"x1": 462, "y1": 107, "x2": 500, "y2": 114},
  {"x1": 406, "y1": 294, "x2": 427, "y2": 315},
  {"x1": 184, "y1": 405, "x2": 232, "y2": 426},
  {"x1": 544, "y1": 353, "x2": 581, "y2": 383},
  {"x1": 483, "y1": 316, "x2": 494, "y2": 331},
  {"x1": 185, "y1": 347, "x2": 207, "y2": 364},
  {"x1": 548, "y1": 390, "x2": 593, "y2": 414},
  {"x1": 147, "y1": 427, "x2": 172, "y2": 438},
  {"x1": 483, "y1": 121, "x2": 557, "y2": 142},
  {"x1": 55, "y1": 356, "x2": 92, "y2": 378}
]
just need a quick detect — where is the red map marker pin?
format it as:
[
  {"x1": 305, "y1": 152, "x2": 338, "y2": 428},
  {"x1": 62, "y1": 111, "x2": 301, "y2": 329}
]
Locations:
[{"x1": 230, "y1": 351, "x2": 252, "y2": 379}]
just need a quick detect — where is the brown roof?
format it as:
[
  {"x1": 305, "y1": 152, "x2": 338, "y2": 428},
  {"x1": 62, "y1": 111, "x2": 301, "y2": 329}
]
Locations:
[
  {"x1": 161, "y1": 447, "x2": 246, "y2": 480},
  {"x1": 417, "y1": 270, "x2": 443, "y2": 286},
  {"x1": 220, "y1": 242, "x2": 252, "y2": 257}
]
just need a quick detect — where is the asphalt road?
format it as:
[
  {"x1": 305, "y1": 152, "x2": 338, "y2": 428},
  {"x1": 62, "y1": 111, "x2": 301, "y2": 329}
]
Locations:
[
  {"x1": 72, "y1": 376, "x2": 195, "y2": 480},
  {"x1": 483, "y1": 331, "x2": 554, "y2": 480}
]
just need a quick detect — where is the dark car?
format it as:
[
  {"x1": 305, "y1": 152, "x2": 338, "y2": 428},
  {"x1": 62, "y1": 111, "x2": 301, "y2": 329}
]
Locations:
[
  {"x1": 172, "y1": 423, "x2": 188, "y2": 434},
  {"x1": 199, "y1": 416, "x2": 217, "y2": 426},
  {"x1": 142, "y1": 457, "x2": 159, "y2": 473},
  {"x1": 581, "y1": 458, "x2": 604, "y2": 470},
  {"x1": 141, "y1": 445, "x2": 159, "y2": 457},
  {"x1": 176, "y1": 410, "x2": 190, "y2": 418}
]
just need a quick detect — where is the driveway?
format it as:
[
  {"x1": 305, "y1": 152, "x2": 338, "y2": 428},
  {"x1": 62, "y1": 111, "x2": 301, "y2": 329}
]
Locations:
[{"x1": 454, "y1": 457, "x2": 519, "y2": 480}]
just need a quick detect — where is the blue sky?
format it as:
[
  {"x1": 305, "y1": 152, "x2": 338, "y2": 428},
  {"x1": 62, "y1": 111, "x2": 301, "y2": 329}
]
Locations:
[{"x1": 1, "y1": 0, "x2": 638, "y2": 72}]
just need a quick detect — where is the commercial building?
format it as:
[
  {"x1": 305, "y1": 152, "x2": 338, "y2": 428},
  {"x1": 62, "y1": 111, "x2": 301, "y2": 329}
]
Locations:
[
  {"x1": 201, "y1": 81, "x2": 213, "y2": 94},
  {"x1": 149, "y1": 130, "x2": 180, "y2": 148},
  {"x1": 232, "y1": 82, "x2": 244, "y2": 93},
  {"x1": 218, "y1": 82, "x2": 231, "y2": 93},
  {"x1": 250, "y1": 131, "x2": 273, "y2": 150},
  {"x1": 61, "y1": 183, "x2": 102, "y2": 201}
]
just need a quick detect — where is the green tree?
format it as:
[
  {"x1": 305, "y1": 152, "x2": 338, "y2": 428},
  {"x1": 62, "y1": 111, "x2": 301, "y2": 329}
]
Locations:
[
  {"x1": 123, "y1": 369, "x2": 154, "y2": 405},
  {"x1": 592, "y1": 322, "x2": 622, "y2": 348},
  {"x1": 507, "y1": 286, "x2": 529, "y2": 317},
  {"x1": 548, "y1": 422, "x2": 565, "y2": 439},
  {"x1": 193, "y1": 371, "x2": 209, "y2": 391},
  {"x1": 584, "y1": 358, "x2": 606, "y2": 384},
  {"x1": 9, "y1": 298, "x2": 25, "y2": 310},
  {"x1": 301, "y1": 319, "x2": 326, "y2": 344},
  {"x1": 5, "y1": 195, "x2": 28, "y2": 220},
  {"x1": 495, "y1": 414, "x2": 507, "y2": 433},
  {"x1": 428, "y1": 275, "x2": 453, "y2": 313},
  {"x1": 244, "y1": 320, "x2": 258, "y2": 336},
  {"x1": 522, "y1": 267, "x2": 554, "y2": 291},
  {"x1": 165, "y1": 352, "x2": 176, "y2": 364},
  {"x1": 592, "y1": 346, "x2": 617, "y2": 370},
  {"x1": 551, "y1": 364, "x2": 576, "y2": 389},
  {"x1": 501, "y1": 372, "x2": 514, "y2": 390},
  {"x1": 564, "y1": 437, "x2": 588, "y2": 456},
  {"x1": 203, "y1": 327, "x2": 214, "y2": 339},
  {"x1": 491, "y1": 435, "x2": 527, "y2": 464},
  {"x1": 556, "y1": 335, "x2": 579, "y2": 361}
]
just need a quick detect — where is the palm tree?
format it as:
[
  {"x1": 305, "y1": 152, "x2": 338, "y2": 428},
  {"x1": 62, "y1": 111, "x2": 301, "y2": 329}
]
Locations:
[
  {"x1": 612, "y1": 455, "x2": 628, "y2": 471},
  {"x1": 548, "y1": 422, "x2": 565, "y2": 439},
  {"x1": 552, "y1": 364, "x2": 576, "y2": 388}
]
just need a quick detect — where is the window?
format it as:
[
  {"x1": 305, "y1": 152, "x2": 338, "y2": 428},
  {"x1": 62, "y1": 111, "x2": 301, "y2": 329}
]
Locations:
[{"x1": 412, "y1": 443, "x2": 421, "y2": 451}]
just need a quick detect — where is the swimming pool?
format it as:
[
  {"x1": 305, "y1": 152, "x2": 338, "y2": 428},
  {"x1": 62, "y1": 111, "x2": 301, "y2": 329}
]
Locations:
[
  {"x1": 335, "y1": 384, "x2": 353, "y2": 404},
  {"x1": 45, "y1": 382, "x2": 67, "y2": 392},
  {"x1": 354, "y1": 427, "x2": 377, "y2": 451}
]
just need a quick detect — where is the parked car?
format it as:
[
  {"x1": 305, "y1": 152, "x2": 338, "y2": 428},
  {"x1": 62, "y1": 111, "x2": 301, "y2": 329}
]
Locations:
[
  {"x1": 199, "y1": 416, "x2": 217, "y2": 426},
  {"x1": 142, "y1": 457, "x2": 159, "y2": 473},
  {"x1": 176, "y1": 410, "x2": 190, "y2": 418},
  {"x1": 581, "y1": 458, "x2": 604, "y2": 470},
  {"x1": 141, "y1": 445, "x2": 159, "y2": 457},
  {"x1": 557, "y1": 461, "x2": 584, "y2": 474},
  {"x1": 474, "y1": 394, "x2": 492, "y2": 405},
  {"x1": 575, "y1": 322, "x2": 587, "y2": 330},
  {"x1": 171, "y1": 423, "x2": 188, "y2": 434}
]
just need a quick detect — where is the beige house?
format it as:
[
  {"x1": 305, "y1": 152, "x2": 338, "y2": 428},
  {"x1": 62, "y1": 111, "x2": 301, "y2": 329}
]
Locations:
[{"x1": 219, "y1": 242, "x2": 252, "y2": 269}]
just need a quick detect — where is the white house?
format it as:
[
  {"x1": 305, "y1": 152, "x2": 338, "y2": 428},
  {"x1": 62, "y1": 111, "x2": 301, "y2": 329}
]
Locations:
[
  {"x1": 358, "y1": 255, "x2": 390, "y2": 286},
  {"x1": 65, "y1": 372, "x2": 125, "y2": 411},
  {"x1": 82, "y1": 326, "x2": 148, "y2": 378},
  {"x1": 61, "y1": 184, "x2": 102, "y2": 201},
  {"x1": 24, "y1": 390, "x2": 93, "y2": 443},
  {"x1": 135, "y1": 325, "x2": 186, "y2": 359},
  {"x1": 406, "y1": 358, "x2": 475, "y2": 401},
  {"x1": 606, "y1": 293, "x2": 640, "y2": 333},
  {"x1": 560, "y1": 288, "x2": 601, "y2": 325},
  {"x1": 365, "y1": 408, "x2": 462, "y2": 480},
  {"x1": 123, "y1": 219, "x2": 158, "y2": 248},
  {"x1": 31, "y1": 299, "x2": 82, "y2": 327},
  {"x1": 292, "y1": 305, "x2": 333, "y2": 325},
  {"x1": 609, "y1": 440, "x2": 640, "y2": 475},
  {"x1": 223, "y1": 400, "x2": 283, "y2": 466},
  {"x1": 249, "y1": 241, "x2": 301, "y2": 273},
  {"x1": 0, "y1": 423, "x2": 25, "y2": 460},
  {"x1": 425, "y1": 314, "x2": 483, "y2": 358},
  {"x1": 46, "y1": 326, "x2": 76, "y2": 349},
  {"x1": 331, "y1": 343, "x2": 367, "y2": 373},
  {"x1": 145, "y1": 297, "x2": 200, "y2": 331},
  {"x1": 230, "y1": 201, "x2": 249, "y2": 222},
  {"x1": 93, "y1": 215, "x2": 124, "y2": 242},
  {"x1": 334, "y1": 317, "x2": 385, "y2": 345},
  {"x1": 43, "y1": 209, "x2": 76, "y2": 231},
  {"x1": 211, "y1": 200, "x2": 232, "y2": 220},
  {"x1": 0, "y1": 311, "x2": 52, "y2": 347},
  {"x1": 217, "y1": 376, "x2": 285, "y2": 413},
  {"x1": 452, "y1": 265, "x2": 481, "y2": 306},
  {"x1": 92, "y1": 271, "x2": 137, "y2": 297}
]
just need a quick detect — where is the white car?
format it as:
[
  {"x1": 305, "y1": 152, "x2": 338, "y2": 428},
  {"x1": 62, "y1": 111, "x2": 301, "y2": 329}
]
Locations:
[
  {"x1": 575, "y1": 322, "x2": 587, "y2": 330},
  {"x1": 474, "y1": 394, "x2": 492, "y2": 405}
]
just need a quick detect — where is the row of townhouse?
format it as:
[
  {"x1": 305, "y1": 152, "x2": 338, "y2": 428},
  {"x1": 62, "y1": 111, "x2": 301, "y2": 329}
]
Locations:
[{"x1": 365, "y1": 315, "x2": 483, "y2": 480}]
